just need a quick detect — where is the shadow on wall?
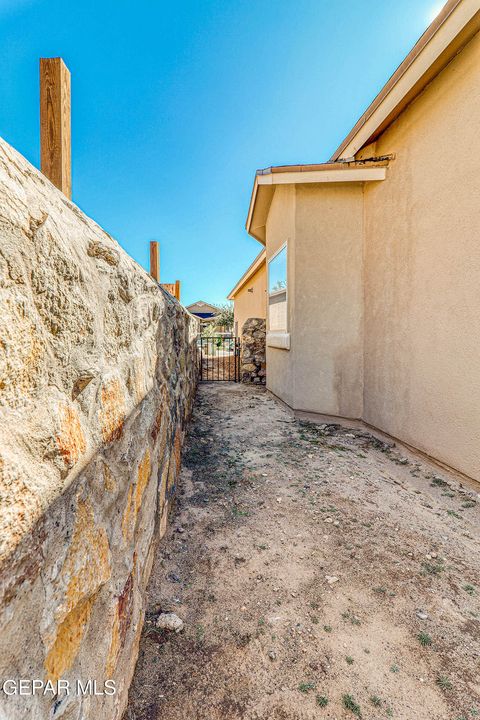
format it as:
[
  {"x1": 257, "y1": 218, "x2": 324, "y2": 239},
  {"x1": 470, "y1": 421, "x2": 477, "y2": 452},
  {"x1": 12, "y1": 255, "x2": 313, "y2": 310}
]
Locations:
[{"x1": 0, "y1": 137, "x2": 199, "y2": 720}]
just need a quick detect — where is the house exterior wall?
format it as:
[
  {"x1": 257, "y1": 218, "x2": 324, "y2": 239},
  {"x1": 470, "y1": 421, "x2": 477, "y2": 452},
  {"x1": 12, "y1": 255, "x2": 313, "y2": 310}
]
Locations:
[
  {"x1": 262, "y1": 28, "x2": 480, "y2": 482},
  {"x1": 293, "y1": 184, "x2": 364, "y2": 417},
  {"x1": 362, "y1": 28, "x2": 480, "y2": 480},
  {"x1": 265, "y1": 185, "x2": 296, "y2": 409},
  {"x1": 232, "y1": 262, "x2": 267, "y2": 336}
]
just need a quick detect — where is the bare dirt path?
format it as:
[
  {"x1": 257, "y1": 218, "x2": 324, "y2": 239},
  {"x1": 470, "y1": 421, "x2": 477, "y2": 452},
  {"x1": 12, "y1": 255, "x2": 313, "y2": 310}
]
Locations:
[{"x1": 125, "y1": 383, "x2": 480, "y2": 720}]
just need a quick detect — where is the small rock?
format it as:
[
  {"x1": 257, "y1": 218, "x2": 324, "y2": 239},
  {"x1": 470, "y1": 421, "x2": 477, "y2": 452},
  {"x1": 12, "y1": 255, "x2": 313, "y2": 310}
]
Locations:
[
  {"x1": 325, "y1": 575, "x2": 339, "y2": 585},
  {"x1": 268, "y1": 650, "x2": 277, "y2": 661},
  {"x1": 416, "y1": 610, "x2": 429, "y2": 621},
  {"x1": 156, "y1": 612, "x2": 184, "y2": 633}
]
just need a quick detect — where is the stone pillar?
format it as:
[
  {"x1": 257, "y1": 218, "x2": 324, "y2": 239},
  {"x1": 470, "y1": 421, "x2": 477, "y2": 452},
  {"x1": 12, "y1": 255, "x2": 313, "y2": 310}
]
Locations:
[{"x1": 240, "y1": 318, "x2": 266, "y2": 384}]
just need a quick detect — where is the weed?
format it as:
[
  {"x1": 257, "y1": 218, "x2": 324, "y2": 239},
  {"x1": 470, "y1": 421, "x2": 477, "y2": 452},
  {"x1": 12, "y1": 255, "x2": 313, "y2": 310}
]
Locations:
[
  {"x1": 310, "y1": 601, "x2": 319, "y2": 610},
  {"x1": 421, "y1": 561, "x2": 444, "y2": 576},
  {"x1": 464, "y1": 584, "x2": 476, "y2": 596},
  {"x1": 232, "y1": 506, "x2": 249, "y2": 517},
  {"x1": 258, "y1": 544, "x2": 268, "y2": 550},
  {"x1": 462, "y1": 500, "x2": 477, "y2": 509},
  {"x1": 342, "y1": 694, "x2": 362, "y2": 717},
  {"x1": 311, "y1": 616, "x2": 319, "y2": 624},
  {"x1": 342, "y1": 610, "x2": 361, "y2": 625},
  {"x1": 196, "y1": 624, "x2": 205, "y2": 641},
  {"x1": 298, "y1": 681, "x2": 316, "y2": 693},
  {"x1": 417, "y1": 632, "x2": 432, "y2": 647},
  {"x1": 431, "y1": 478, "x2": 448, "y2": 488},
  {"x1": 370, "y1": 696, "x2": 382, "y2": 707},
  {"x1": 447, "y1": 510, "x2": 461, "y2": 519},
  {"x1": 316, "y1": 695, "x2": 328, "y2": 707},
  {"x1": 436, "y1": 676, "x2": 452, "y2": 691},
  {"x1": 386, "y1": 709, "x2": 393, "y2": 717},
  {"x1": 373, "y1": 586, "x2": 387, "y2": 595},
  {"x1": 323, "y1": 625, "x2": 332, "y2": 633},
  {"x1": 346, "y1": 655, "x2": 354, "y2": 665},
  {"x1": 390, "y1": 664, "x2": 400, "y2": 673}
]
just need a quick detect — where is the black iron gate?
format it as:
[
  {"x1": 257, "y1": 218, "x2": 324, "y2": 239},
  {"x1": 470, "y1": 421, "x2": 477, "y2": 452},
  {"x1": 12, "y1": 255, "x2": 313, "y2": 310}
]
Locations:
[{"x1": 199, "y1": 336, "x2": 240, "y2": 381}]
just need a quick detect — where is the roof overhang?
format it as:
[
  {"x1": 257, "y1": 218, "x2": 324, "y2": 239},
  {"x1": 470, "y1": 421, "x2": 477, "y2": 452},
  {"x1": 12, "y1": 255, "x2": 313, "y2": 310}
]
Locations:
[
  {"x1": 331, "y1": 0, "x2": 480, "y2": 161},
  {"x1": 185, "y1": 301, "x2": 220, "y2": 313},
  {"x1": 246, "y1": 163, "x2": 387, "y2": 244},
  {"x1": 228, "y1": 249, "x2": 266, "y2": 299}
]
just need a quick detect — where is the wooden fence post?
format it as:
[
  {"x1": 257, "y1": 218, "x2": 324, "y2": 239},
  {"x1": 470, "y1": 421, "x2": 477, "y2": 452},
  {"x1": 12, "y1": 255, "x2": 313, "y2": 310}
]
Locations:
[
  {"x1": 149, "y1": 240, "x2": 160, "y2": 282},
  {"x1": 40, "y1": 57, "x2": 71, "y2": 198}
]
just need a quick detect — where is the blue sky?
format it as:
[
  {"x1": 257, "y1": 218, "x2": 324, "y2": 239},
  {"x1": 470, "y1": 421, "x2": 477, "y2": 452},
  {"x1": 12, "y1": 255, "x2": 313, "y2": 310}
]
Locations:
[{"x1": 0, "y1": 0, "x2": 443, "y2": 306}]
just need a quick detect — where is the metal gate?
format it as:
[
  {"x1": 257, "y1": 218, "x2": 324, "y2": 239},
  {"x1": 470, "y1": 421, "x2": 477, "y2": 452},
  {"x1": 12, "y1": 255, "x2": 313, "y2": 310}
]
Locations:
[{"x1": 199, "y1": 336, "x2": 240, "y2": 381}]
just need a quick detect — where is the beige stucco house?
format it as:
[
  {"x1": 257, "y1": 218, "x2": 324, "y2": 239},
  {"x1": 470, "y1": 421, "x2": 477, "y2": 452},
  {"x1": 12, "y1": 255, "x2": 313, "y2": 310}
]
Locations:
[
  {"x1": 185, "y1": 300, "x2": 220, "y2": 325},
  {"x1": 228, "y1": 250, "x2": 266, "y2": 336},
  {"x1": 245, "y1": 0, "x2": 480, "y2": 482}
]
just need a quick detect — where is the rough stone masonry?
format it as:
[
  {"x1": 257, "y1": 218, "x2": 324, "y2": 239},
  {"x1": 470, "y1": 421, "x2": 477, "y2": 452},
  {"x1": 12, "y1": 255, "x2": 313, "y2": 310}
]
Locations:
[
  {"x1": 240, "y1": 317, "x2": 266, "y2": 384},
  {"x1": 0, "y1": 137, "x2": 199, "y2": 720}
]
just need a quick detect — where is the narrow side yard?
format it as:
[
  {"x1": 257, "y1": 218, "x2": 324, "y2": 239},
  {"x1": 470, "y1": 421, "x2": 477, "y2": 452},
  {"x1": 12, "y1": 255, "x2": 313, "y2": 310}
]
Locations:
[{"x1": 125, "y1": 384, "x2": 480, "y2": 720}]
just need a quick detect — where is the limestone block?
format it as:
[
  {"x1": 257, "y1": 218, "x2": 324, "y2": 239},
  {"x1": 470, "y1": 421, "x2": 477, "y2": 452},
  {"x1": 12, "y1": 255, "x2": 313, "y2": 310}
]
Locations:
[{"x1": 0, "y1": 137, "x2": 199, "y2": 720}]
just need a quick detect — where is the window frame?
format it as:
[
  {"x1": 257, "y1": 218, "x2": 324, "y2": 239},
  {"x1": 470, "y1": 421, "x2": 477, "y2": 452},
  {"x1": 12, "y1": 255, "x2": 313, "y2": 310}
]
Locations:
[{"x1": 267, "y1": 243, "x2": 289, "y2": 348}]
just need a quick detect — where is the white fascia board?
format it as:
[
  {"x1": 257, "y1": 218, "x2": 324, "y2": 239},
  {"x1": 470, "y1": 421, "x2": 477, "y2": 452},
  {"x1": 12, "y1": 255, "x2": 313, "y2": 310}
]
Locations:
[{"x1": 257, "y1": 167, "x2": 386, "y2": 185}]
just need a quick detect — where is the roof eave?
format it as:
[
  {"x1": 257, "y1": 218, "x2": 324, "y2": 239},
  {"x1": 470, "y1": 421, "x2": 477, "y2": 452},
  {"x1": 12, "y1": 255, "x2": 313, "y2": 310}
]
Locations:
[
  {"x1": 228, "y1": 249, "x2": 266, "y2": 299},
  {"x1": 331, "y1": 0, "x2": 480, "y2": 161},
  {"x1": 245, "y1": 163, "x2": 387, "y2": 243}
]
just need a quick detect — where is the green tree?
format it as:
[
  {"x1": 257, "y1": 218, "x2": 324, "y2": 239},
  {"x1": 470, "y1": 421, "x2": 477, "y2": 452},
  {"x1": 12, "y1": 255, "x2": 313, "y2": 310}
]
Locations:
[{"x1": 212, "y1": 302, "x2": 234, "y2": 332}]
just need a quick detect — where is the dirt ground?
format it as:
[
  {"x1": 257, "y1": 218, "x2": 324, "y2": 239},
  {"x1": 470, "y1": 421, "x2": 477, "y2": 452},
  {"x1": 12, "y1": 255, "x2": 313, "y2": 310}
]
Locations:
[{"x1": 125, "y1": 383, "x2": 480, "y2": 720}]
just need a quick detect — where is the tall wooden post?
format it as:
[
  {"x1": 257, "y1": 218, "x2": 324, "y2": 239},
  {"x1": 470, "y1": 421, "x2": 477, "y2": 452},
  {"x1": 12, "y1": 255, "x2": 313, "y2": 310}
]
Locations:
[
  {"x1": 149, "y1": 241, "x2": 160, "y2": 282},
  {"x1": 174, "y1": 280, "x2": 181, "y2": 301},
  {"x1": 40, "y1": 57, "x2": 71, "y2": 198}
]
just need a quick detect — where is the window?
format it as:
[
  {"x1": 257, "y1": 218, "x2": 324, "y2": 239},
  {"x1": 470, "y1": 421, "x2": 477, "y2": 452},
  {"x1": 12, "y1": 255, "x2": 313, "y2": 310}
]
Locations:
[{"x1": 268, "y1": 244, "x2": 287, "y2": 332}]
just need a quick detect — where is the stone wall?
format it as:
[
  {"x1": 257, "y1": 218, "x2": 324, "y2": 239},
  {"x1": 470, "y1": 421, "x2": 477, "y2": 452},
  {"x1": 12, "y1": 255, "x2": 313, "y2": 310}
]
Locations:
[
  {"x1": 240, "y1": 318, "x2": 266, "y2": 384},
  {"x1": 0, "y1": 138, "x2": 199, "y2": 719}
]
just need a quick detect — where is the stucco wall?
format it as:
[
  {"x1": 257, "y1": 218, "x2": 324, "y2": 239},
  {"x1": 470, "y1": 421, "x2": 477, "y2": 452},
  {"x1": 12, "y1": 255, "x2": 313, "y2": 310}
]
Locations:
[
  {"x1": 294, "y1": 184, "x2": 364, "y2": 417},
  {"x1": 262, "y1": 29, "x2": 480, "y2": 481},
  {"x1": 265, "y1": 185, "x2": 296, "y2": 408},
  {"x1": 0, "y1": 138, "x2": 199, "y2": 719},
  {"x1": 233, "y1": 262, "x2": 266, "y2": 337},
  {"x1": 363, "y1": 29, "x2": 480, "y2": 480},
  {"x1": 265, "y1": 183, "x2": 364, "y2": 417}
]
